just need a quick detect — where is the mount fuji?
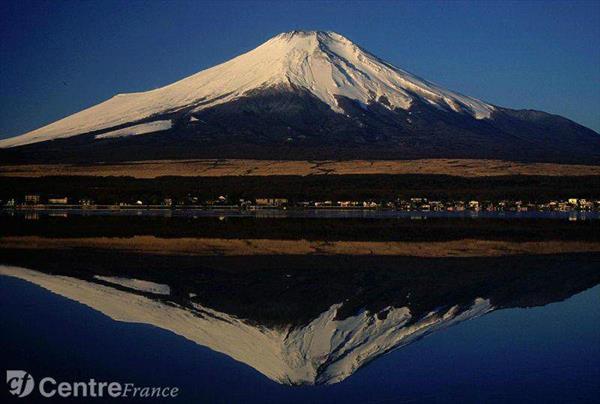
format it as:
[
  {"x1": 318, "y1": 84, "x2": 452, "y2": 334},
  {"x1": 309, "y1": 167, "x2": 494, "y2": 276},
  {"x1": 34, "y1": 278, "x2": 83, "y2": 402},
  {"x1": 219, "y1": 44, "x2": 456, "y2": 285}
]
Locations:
[{"x1": 1, "y1": 30, "x2": 598, "y2": 164}]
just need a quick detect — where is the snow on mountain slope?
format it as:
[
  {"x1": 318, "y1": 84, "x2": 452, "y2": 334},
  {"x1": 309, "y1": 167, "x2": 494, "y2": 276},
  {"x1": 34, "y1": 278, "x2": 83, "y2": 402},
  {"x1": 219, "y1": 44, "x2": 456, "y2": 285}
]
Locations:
[
  {"x1": 0, "y1": 30, "x2": 494, "y2": 148},
  {"x1": 93, "y1": 275, "x2": 171, "y2": 295},
  {"x1": 0, "y1": 265, "x2": 493, "y2": 385},
  {"x1": 94, "y1": 120, "x2": 172, "y2": 140}
]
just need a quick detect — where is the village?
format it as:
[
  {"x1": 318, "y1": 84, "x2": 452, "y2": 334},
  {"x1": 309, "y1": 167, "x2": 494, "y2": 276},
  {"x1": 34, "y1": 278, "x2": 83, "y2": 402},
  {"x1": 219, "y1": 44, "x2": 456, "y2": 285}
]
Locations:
[{"x1": 2, "y1": 194, "x2": 600, "y2": 213}]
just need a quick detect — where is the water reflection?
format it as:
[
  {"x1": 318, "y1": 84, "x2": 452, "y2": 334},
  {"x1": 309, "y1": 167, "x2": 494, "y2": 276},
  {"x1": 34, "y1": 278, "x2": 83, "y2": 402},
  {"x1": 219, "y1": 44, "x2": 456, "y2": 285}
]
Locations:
[
  {"x1": 2, "y1": 209, "x2": 600, "y2": 220},
  {"x1": 1, "y1": 214, "x2": 598, "y2": 387},
  {"x1": 1, "y1": 251, "x2": 598, "y2": 385}
]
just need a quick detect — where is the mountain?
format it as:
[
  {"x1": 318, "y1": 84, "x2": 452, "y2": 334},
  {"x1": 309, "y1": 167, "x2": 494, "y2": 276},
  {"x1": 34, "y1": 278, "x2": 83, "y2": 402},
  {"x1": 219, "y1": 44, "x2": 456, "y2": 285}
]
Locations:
[{"x1": 1, "y1": 30, "x2": 599, "y2": 164}]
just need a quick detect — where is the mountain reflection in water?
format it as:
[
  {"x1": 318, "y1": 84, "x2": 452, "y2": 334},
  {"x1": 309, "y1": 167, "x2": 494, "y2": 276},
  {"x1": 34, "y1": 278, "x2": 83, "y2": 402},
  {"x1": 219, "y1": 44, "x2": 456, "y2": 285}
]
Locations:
[
  {"x1": 1, "y1": 214, "x2": 598, "y2": 386},
  {"x1": 1, "y1": 251, "x2": 598, "y2": 385}
]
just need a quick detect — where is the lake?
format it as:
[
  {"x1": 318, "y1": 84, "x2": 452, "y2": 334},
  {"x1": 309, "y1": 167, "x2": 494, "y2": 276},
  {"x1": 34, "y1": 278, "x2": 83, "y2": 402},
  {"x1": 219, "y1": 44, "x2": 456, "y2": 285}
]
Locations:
[{"x1": 1, "y1": 212, "x2": 598, "y2": 403}]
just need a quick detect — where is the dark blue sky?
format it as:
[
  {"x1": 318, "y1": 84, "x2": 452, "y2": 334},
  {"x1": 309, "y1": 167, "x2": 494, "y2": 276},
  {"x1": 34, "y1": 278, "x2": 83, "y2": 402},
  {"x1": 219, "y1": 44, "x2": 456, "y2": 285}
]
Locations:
[{"x1": 1, "y1": 0, "x2": 599, "y2": 139}]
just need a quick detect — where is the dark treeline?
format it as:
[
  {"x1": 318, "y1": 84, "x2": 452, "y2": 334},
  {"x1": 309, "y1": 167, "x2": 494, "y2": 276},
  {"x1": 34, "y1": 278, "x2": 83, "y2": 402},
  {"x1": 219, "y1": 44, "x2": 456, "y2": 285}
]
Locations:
[
  {"x1": 1, "y1": 215, "x2": 599, "y2": 242},
  {"x1": 1, "y1": 174, "x2": 600, "y2": 204}
]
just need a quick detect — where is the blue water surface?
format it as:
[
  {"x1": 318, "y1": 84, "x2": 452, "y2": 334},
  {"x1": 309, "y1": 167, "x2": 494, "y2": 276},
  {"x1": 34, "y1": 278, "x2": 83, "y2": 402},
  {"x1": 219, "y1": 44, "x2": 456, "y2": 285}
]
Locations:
[{"x1": 1, "y1": 276, "x2": 598, "y2": 403}]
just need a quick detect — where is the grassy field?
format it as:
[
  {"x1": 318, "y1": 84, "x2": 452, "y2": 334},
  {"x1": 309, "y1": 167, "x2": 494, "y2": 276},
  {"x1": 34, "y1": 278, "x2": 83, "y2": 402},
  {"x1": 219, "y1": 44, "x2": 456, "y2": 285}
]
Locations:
[
  {"x1": 2, "y1": 216, "x2": 598, "y2": 257},
  {"x1": 1, "y1": 158, "x2": 599, "y2": 178},
  {"x1": 2, "y1": 235, "x2": 599, "y2": 257}
]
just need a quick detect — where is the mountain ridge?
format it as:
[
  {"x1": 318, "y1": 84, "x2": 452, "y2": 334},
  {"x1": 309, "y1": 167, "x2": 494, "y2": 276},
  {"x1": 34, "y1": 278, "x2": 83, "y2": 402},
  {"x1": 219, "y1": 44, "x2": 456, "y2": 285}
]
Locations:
[{"x1": 1, "y1": 30, "x2": 598, "y2": 164}]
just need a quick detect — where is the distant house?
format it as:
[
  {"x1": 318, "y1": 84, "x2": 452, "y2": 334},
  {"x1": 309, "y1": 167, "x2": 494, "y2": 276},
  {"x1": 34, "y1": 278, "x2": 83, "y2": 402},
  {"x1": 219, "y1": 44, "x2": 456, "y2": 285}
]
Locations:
[
  {"x1": 255, "y1": 198, "x2": 288, "y2": 207},
  {"x1": 163, "y1": 198, "x2": 173, "y2": 207},
  {"x1": 25, "y1": 195, "x2": 40, "y2": 205},
  {"x1": 314, "y1": 201, "x2": 333, "y2": 207},
  {"x1": 238, "y1": 199, "x2": 252, "y2": 209},
  {"x1": 453, "y1": 201, "x2": 466, "y2": 211},
  {"x1": 568, "y1": 198, "x2": 578, "y2": 205},
  {"x1": 48, "y1": 197, "x2": 68, "y2": 204},
  {"x1": 363, "y1": 201, "x2": 379, "y2": 208},
  {"x1": 396, "y1": 200, "x2": 412, "y2": 211},
  {"x1": 206, "y1": 195, "x2": 230, "y2": 205},
  {"x1": 186, "y1": 196, "x2": 199, "y2": 204},
  {"x1": 79, "y1": 198, "x2": 94, "y2": 206},
  {"x1": 410, "y1": 197, "x2": 427, "y2": 204},
  {"x1": 338, "y1": 201, "x2": 360, "y2": 208},
  {"x1": 429, "y1": 201, "x2": 445, "y2": 211}
]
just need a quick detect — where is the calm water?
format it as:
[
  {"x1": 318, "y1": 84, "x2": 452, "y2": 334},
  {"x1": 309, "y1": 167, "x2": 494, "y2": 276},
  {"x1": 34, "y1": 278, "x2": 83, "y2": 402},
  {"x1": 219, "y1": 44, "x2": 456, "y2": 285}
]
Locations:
[
  {"x1": 0, "y1": 214, "x2": 599, "y2": 403},
  {"x1": 1, "y1": 277, "x2": 598, "y2": 403}
]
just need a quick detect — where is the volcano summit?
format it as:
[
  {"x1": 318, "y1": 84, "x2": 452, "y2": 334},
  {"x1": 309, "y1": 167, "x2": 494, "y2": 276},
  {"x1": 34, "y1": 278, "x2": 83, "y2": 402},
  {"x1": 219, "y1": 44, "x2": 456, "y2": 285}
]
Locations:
[{"x1": 1, "y1": 30, "x2": 598, "y2": 164}]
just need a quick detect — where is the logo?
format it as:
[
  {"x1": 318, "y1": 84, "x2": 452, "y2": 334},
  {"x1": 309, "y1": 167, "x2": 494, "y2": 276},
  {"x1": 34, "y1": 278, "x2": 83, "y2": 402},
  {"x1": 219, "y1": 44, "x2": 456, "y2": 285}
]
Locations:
[
  {"x1": 6, "y1": 371, "x2": 34, "y2": 398},
  {"x1": 5, "y1": 369, "x2": 179, "y2": 399}
]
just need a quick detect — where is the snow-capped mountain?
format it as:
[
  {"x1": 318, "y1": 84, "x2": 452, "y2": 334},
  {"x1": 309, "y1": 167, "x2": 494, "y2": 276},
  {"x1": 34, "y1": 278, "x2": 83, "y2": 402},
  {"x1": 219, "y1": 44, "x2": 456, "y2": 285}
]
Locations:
[
  {"x1": 0, "y1": 31, "x2": 493, "y2": 148},
  {"x1": 1, "y1": 30, "x2": 598, "y2": 163}
]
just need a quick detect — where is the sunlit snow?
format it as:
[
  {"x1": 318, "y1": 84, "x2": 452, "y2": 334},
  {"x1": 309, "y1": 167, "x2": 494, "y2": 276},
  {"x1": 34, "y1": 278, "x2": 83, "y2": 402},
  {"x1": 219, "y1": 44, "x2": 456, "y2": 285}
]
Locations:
[
  {"x1": 93, "y1": 275, "x2": 171, "y2": 295},
  {"x1": 0, "y1": 31, "x2": 494, "y2": 148},
  {"x1": 94, "y1": 120, "x2": 172, "y2": 140},
  {"x1": 1, "y1": 265, "x2": 493, "y2": 385}
]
